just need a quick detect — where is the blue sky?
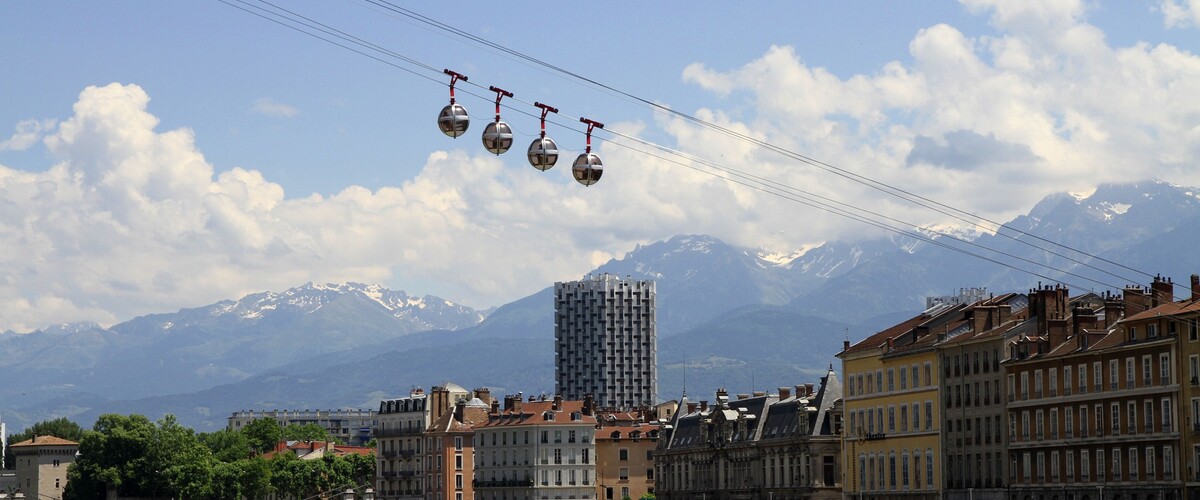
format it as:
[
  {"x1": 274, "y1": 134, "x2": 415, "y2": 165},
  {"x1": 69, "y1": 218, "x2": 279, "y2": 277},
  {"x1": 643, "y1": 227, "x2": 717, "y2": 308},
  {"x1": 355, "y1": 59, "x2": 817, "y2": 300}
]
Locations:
[{"x1": 1, "y1": 1, "x2": 1199, "y2": 330}]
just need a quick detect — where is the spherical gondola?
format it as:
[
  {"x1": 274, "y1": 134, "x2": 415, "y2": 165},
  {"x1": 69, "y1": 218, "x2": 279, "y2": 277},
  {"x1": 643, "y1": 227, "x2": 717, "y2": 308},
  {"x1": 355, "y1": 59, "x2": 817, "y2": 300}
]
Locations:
[
  {"x1": 527, "y1": 136, "x2": 559, "y2": 171},
  {"x1": 482, "y1": 120, "x2": 513, "y2": 155},
  {"x1": 438, "y1": 103, "x2": 469, "y2": 138},
  {"x1": 572, "y1": 152, "x2": 603, "y2": 186}
]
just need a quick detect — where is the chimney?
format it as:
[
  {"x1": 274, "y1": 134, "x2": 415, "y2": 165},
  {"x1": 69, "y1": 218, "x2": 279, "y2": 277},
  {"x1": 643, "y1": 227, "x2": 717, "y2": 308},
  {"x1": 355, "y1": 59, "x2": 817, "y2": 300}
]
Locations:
[
  {"x1": 503, "y1": 395, "x2": 515, "y2": 411},
  {"x1": 997, "y1": 303, "x2": 1011, "y2": 326},
  {"x1": 553, "y1": 394, "x2": 563, "y2": 411},
  {"x1": 779, "y1": 387, "x2": 791, "y2": 399},
  {"x1": 752, "y1": 391, "x2": 766, "y2": 397},
  {"x1": 737, "y1": 393, "x2": 751, "y2": 400},
  {"x1": 687, "y1": 402, "x2": 698, "y2": 413},
  {"x1": 454, "y1": 400, "x2": 467, "y2": 422},
  {"x1": 583, "y1": 393, "x2": 595, "y2": 416},
  {"x1": 843, "y1": 340, "x2": 850, "y2": 352},
  {"x1": 1073, "y1": 305, "x2": 1098, "y2": 336},
  {"x1": 1124, "y1": 286, "x2": 1151, "y2": 315},
  {"x1": 886, "y1": 337, "x2": 895, "y2": 352},
  {"x1": 1151, "y1": 275, "x2": 1174, "y2": 306},
  {"x1": 1104, "y1": 294, "x2": 1125, "y2": 328},
  {"x1": 474, "y1": 387, "x2": 492, "y2": 405},
  {"x1": 699, "y1": 400, "x2": 708, "y2": 412},
  {"x1": 805, "y1": 383, "x2": 815, "y2": 396},
  {"x1": 1192, "y1": 274, "x2": 1199, "y2": 301},
  {"x1": 1048, "y1": 315, "x2": 1069, "y2": 348},
  {"x1": 490, "y1": 399, "x2": 500, "y2": 414}
]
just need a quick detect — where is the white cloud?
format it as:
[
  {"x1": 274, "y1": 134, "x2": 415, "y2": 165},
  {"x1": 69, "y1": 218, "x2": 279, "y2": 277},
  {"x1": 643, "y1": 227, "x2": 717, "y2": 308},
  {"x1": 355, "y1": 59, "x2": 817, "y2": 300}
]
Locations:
[
  {"x1": 1161, "y1": 0, "x2": 1200, "y2": 27},
  {"x1": 0, "y1": 119, "x2": 56, "y2": 151},
  {"x1": 251, "y1": 97, "x2": 299, "y2": 118}
]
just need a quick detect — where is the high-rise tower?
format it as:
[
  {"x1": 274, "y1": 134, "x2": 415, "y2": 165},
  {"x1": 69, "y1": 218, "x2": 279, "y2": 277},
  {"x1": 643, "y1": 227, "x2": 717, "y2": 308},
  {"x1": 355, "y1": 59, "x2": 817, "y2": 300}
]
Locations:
[{"x1": 555, "y1": 274, "x2": 656, "y2": 409}]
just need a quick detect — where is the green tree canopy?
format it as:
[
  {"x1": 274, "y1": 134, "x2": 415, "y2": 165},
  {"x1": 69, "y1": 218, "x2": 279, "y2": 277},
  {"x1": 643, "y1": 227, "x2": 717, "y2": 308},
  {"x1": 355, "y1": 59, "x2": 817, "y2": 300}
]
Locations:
[
  {"x1": 281, "y1": 422, "x2": 335, "y2": 443},
  {"x1": 240, "y1": 418, "x2": 283, "y2": 454},
  {"x1": 199, "y1": 428, "x2": 252, "y2": 462}
]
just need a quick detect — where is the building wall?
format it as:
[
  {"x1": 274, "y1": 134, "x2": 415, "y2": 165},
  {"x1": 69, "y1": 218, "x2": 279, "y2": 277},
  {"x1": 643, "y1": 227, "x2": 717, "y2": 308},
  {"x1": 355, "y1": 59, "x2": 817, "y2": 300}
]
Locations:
[
  {"x1": 1006, "y1": 333, "x2": 1181, "y2": 499},
  {"x1": 595, "y1": 427, "x2": 656, "y2": 500},
  {"x1": 377, "y1": 393, "x2": 430, "y2": 499},
  {"x1": 842, "y1": 349, "x2": 942, "y2": 499},
  {"x1": 555, "y1": 275, "x2": 656, "y2": 409},
  {"x1": 12, "y1": 444, "x2": 76, "y2": 500},
  {"x1": 941, "y1": 336, "x2": 1009, "y2": 492},
  {"x1": 474, "y1": 419, "x2": 597, "y2": 500},
  {"x1": 425, "y1": 433, "x2": 473, "y2": 500}
]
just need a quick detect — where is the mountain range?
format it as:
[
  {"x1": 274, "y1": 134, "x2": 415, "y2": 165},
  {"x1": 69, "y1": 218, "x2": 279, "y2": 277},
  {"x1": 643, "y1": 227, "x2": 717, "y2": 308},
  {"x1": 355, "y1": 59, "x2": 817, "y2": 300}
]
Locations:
[{"x1": 5, "y1": 180, "x2": 1200, "y2": 432}]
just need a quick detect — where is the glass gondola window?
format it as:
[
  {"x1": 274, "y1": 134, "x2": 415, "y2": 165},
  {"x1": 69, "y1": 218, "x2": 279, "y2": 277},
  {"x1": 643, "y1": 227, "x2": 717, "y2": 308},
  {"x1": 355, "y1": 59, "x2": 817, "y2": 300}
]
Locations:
[
  {"x1": 482, "y1": 86, "x2": 514, "y2": 154},
  {"x1": 437, "y1": 69, "x2": 469, "y2": 138}
]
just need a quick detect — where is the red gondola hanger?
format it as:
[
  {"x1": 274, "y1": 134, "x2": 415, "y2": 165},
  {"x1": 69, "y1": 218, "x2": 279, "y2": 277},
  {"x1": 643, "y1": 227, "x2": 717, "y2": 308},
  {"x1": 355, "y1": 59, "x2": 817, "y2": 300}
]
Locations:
[
  {"x1": 572, "y1": 117, "x2": 604, "y2": 186},
  {"x1": 437, "y1": 69, "x2": 469, "y2": 138},
  {"x1": 528, "y1": 102, "x2": 560, "y2": 171},
  {"x1": 482, "y1": 86, "x2": 514, "y2": 155}
]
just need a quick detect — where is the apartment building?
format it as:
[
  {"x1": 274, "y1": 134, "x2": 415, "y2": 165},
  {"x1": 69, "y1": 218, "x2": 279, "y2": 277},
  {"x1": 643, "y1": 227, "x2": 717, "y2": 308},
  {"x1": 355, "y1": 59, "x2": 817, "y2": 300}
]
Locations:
[
  {"x1": 594, "y1": 409, "x2": 660, "y2": 500},
  {"x1": 840, "y1": 303, "x2": 960, "y2": 500},
  {"x1": 555, "y1": 274, "x2": 656, "y2": 409},
  {"x1": 655, "y1": 368, "x2": 842, "y2": 500},
  {"x1": 937, "y1": 292, "x2": 1028, "y2": 500},
  {"x1": 473, "y1": 394, "x2": 599, "y2": 500},
  {"x1": 227, "y1": 408, "x2": 377, "y2": 445},
  {"x1": 1005, "y1": 280, "x2": 1182, "y2": 500},
  {"x1": 376, "y1": 385, "x2": 467, "y2": 499},
  {"x1": 424, "y1": 395, "x2": 492, "y2": 500}
]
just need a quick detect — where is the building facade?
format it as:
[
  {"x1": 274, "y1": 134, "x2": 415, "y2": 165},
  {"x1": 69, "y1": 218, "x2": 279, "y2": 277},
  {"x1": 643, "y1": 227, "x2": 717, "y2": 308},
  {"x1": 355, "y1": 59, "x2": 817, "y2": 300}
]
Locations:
[
  {"x1": 228, "y1": 408, "x2": 377, "y2": 445},
  {"x1": 378, "y1": 389, "x2": 434, "y2": 499},
  {"x1": 655, "y1": 367, "x2": 843, "y2": 500},
  {"x1": 424, "y1": 395, "x2": 492, "y2": 500},
  {"x1": 594, "y1": 410, "x2": 660, "y2": 500},
  {"x1": 555, "y1": 274, "x2": 656, "y2": 409},
  {"x1": 473, "y1": 394, "x2": 599, "y2": 500},
  {"x1": 9, "y1": 435, "x2": 78, "y2": 500},
  {"x1": 840, "y1": 304, "x2": 956, "y2": 500}
]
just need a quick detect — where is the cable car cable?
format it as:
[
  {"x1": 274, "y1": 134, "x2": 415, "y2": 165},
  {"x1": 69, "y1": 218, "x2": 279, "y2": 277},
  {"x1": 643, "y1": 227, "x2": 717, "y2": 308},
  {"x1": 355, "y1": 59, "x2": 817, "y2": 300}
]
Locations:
[{"x1": 220, "y1": 0, "x2": 1177, "y2": 299}]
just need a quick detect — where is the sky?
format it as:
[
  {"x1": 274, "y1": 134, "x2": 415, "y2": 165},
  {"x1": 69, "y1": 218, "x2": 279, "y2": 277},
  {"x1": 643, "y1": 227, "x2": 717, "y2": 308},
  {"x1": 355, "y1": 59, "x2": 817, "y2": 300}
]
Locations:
[{"x1": 1, "y1": 0, "x2": 1199, "y2": 332}]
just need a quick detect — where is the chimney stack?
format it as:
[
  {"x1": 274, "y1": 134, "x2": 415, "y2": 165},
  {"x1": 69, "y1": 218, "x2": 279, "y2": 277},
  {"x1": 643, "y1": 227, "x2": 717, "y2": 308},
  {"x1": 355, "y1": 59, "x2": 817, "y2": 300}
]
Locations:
[
  {"x1": 1048, "y1": 315, "x2": 1069, "y2": 348},
  {"x1": 1124, "y1": 286, "x2": 1151, "y2": 315},
  {"x1": 805, "y1": 383, "x2": 815, "y2": 396},
  {"x1": 1192, "y1": 274, "x2": 1199, "y2": 301},
  {"x1": 737, "y1": 393, "x2": 750, "y2": 400},
  {"x1": 552, "y1": 394, "x2": 563, "y2": 411},
  {"x1": 583, "y1": 393, "x2": 595, "y2": 416},
  {"x1": 490, "y1": 399, "x2": 500, "y2": 414},
  {"x1": 687, "y1": 402, "x2": 698, "y2": 413},
  {"x1": 1151, "y1": 275, "x2": 1174, "y2": 306},
  {"x1": 699, "y1": 400, "x2": 708, "y2": 412},
  {"x1": 779, "y1": 387, "x2": 791, "y2": 399},
  {"x1": 843, "y1": 340, "x2": 850, "y2": 351}
]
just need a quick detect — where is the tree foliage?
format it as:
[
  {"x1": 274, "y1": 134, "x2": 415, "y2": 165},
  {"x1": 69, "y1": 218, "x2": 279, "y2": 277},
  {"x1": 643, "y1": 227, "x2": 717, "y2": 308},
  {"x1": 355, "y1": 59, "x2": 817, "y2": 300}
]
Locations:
[{"x1": 61, "y1": 413, "x2": 374, "y2": 500}]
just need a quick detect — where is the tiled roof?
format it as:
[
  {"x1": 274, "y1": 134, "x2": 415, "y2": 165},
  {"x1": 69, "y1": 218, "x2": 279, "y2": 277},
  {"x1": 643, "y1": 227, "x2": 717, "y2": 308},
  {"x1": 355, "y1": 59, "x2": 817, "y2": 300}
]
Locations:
[
  {"x1": 10, "y1": 436, "x2": 78, "y2": 447},
  {"x1": 1123, "y1": 299, "x2": 1200, "y2": 322},
  {"x1": 477, "y1": 400, "x2": 597, "y2": 428}
]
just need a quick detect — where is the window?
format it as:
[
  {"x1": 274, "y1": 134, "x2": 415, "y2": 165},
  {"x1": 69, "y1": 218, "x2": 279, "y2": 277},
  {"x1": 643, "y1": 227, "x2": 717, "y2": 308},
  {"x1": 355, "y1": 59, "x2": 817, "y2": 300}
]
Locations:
[
  {"x1": 900, "y1": 367, "x2": 907, "y2": 390},
  {"x1": 912, "y1": 364, "x2": 920, "y2": 387},
  {"x1": 619, "y1": 448, "x2": 628, "y2": 461},
  {"x1": 1051, "y1": 451, "x2": 1059, "y2": 480},
  {"x1": 1049, "y1": 368, "x2": 1058, "y2": 396},
  {"x1": 1149, "y1": 323, "x2": 1159, "y2": 338},
  {"x1": 1079, "y1": 363, "x2": 1087, "y2": 393},
  {"x1": 1163, "y1": 398, "x2": 1174, "y2": 431},
  {"x1": 1112, "y1": 447, "x2": 1122, "y2": 479},
  {"x1": 1081, "y1": 450, "x2": 1091, "y2": 480},
  {"x1": 1034, "y1": 370, "x2": 1043, "y2": 398},
  {"x1": 888, "y1": 369, "x2": 895, "y2": 391},
  {"x1": 1066, "y1": 449, "x2": 1075, "y2": 479},
  {"x1": 619, "y1": 468, "x2": 629, "y2": 480},
  {"x1": 926, "y1": 449, "x2": 934, "y2": 489},
  {"x1": 1162, "y1": 352, "x2": 1172, "y2": 384},
  {"x1": 1097, "y1": 449, "x2": 1105, "y2": 481},
  {"x1": 1094, "y1": 361, "x2": 1103, "y2": 391},
  {"x1": 1064, "y1": 365, "x2": 1072, "y2": 395},
  {"x1": 924, "y1": 362, "x2": 932, "y2": 388},
  {"x1": 1036, "y1": 409, "x2": 1045, "y2": 439},
  {"x1": 1144, "y1": 355, "x2": 1153, "y2": 385},
  {"x1": 1065, "y1": 406, "x2": 1074, "y2": 437},
  {"x1": 1147, "y1": 446, "x2": 1156, "y2": 477},
  {"x1": 900, "y1": 405, "x2": 909, "y2": 432},
  {"x1": 1022, "y1": 411, "x2": 1030, "y2": 440},
  {"x1": 867, "y1": 373, "x2": 874, "y2": 394},
  {"x1": 1165, "y1": 445, "x2": 1175, "y2": 478},
  {"x1": 889, "y1": 451, "x2": 897, "y2": 490},
  {"x1": 889, "y1": 406, "x2": 896, "y2": 432},
  {"x1": 925, "y1": 401, "x2": 933, "y2": 430},
  {"x1": 1130, "y1": 326, "x2": 1138, "y2": 340},
  {"x1": 1191, "y1": 355, "x2": 1199, "y2": 384},
  {"x1": 1123, "y1": 358, "x2": 1132, "y2": 388},
  {"x1": 454, "y1": 436, "x2": 463, "y2": 450},
  {"x1": 912, "y1": 403, "x2": 921, "y2": 431},
  {"x1": 1129, "y1": 447, "x2": 1139, "y2": 480},
  {"x1": 876, "y1": 370, "x2": 883, "y2": 393},
  {"x1": 902, "y1": 451, "x2": 910, "y2": 489},
  {"x1": 1020, "y1": 372, "x2": 1029, "y2": 399},
  {"x1": 1050, "y1": 408, "x2": 1059, "y2": 438},
  {"x1": 1111, "y1": 402, "x2": 1121, "y2": 434}
]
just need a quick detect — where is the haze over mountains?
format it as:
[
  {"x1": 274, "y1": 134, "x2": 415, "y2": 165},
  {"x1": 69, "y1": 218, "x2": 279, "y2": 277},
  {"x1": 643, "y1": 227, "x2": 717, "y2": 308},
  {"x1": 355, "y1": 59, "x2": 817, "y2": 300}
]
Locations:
[{"x1": 5, "y1": 180, "x2": 1200, "y2": 432}]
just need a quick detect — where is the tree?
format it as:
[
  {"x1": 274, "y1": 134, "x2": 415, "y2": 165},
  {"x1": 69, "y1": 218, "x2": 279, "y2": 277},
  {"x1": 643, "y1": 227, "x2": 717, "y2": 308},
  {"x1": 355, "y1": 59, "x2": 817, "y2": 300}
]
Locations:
[
  {"x1": 4, "y1": 417, "x2": 86, "y2": 470},
  {"x1": 241, "y1": 417, "x2": 283, "y2": 454},
  {"x1": 199, "y1": 428, "x2": 252, "y2": 462},
  {"x1": 65, "y1": 413, "x2": 156, "y2": 499},
  {"x1": 639, "y1": 494, "x2": 656, "y2": 500},
  {"x1": 281, "y1": 422, "x2": 335, "y2": 443},
  {"x1": 145, "y1": 415, "x2": 213, "y2": 499}
]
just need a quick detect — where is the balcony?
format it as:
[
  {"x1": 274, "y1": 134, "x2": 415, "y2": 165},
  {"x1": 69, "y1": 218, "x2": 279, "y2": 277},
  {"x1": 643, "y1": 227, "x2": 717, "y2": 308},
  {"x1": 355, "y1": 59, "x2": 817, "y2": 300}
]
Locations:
[
  {"x1": 474, "y1": 479, "x2": 534, "y2": 488},
  {"x1": 374, "y1": 427, "x2": 423, "y2": 438}
]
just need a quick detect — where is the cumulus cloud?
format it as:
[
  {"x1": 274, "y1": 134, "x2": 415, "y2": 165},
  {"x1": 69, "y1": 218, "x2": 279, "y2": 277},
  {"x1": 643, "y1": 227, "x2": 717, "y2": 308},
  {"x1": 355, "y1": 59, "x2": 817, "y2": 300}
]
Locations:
[
  {"x1": 1162, "y1": 0, "x2": 1200, "y2": 27},
  {"x1": 0, "y1": 119, "x2": 56, "y2": 151},
  {"x1": 251, "y1": 97, "x2": 299, "y2": 118}
]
